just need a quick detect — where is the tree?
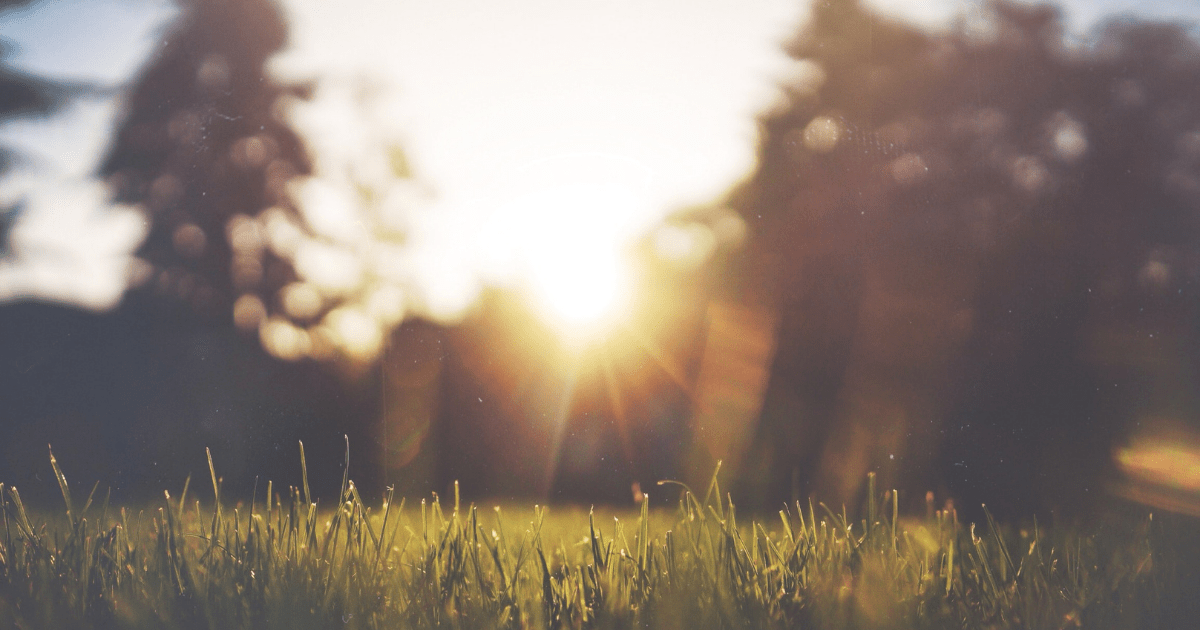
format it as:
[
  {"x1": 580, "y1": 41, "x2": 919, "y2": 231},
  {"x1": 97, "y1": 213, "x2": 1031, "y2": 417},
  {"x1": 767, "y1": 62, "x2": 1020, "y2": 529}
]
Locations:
[
  {"x1": 729, "y1": 0, "x2": 1200, "y2": 518},
  {"x1": 100, "y1": 0, "x2": 455, "y2": 496}
]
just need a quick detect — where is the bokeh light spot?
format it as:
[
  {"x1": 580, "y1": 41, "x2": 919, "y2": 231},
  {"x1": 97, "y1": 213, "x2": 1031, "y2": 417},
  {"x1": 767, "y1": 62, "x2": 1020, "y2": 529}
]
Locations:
[
  {"x1": 1050, "y1": 112, "x2": 1087, "y2": 162},
  {"x1": 804, "y1": 115, "x2": 841, "y2": 153},
  {"x1": 226, "y1": 213, "x2": 265, "y2": 253},
  {"x1": 172, "y1": 223, "x2": 206, "y2": 258},
  {"x1": 259, "y1": 316, "x2": 310, "y2": 361},
  {"x1": 1011, "y1": 155, "x2": 1048, "y2": 192},
  {"x1": 233, "y1": 293, "x2": 267, "y2": 331},
  {"x1": 324, "y1": 306, "x2": 383, "y2": 361},
  {"x1": 281, "y1": 281, "x2": 323, "y2": 320},
  {"x1": 294, "y1": 239, "x2": 363, "y2": 294}
]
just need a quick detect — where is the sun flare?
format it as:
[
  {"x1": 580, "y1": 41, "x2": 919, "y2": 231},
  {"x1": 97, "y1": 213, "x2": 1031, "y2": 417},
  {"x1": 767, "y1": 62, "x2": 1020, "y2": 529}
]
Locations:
[
  {"x1": 519, "y1": 184, "x2": 642, "y2": 339},
  {"x1": 528, "y1": 242, "x2": 627, "y2": 328},
  {"x1": 486, "y1": 176, "x2": 649, "y2": 342}
]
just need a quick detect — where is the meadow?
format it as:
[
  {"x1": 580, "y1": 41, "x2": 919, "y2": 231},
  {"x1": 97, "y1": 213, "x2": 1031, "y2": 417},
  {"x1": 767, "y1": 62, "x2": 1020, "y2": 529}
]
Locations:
[{"x1": 0, "y1": 443, "x2": 1192, "y2": 629}]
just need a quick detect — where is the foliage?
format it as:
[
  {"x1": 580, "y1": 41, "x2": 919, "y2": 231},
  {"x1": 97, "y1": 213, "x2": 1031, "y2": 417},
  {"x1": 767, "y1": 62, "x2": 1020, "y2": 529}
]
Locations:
[
  {"x1": 0, "y1": 446, "x2": 1185, "y2": 629},
  {"x1": 732, "y1": 0, "x2": 1200, "y2": 514}
]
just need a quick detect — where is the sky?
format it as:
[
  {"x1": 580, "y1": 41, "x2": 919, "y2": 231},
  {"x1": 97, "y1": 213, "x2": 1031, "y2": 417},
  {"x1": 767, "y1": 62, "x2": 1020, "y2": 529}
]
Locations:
[
  {"x1": 0, "y1": 0, "x2": 174, "y2": 309},
  {"x1": 1, "y1": 0, "x2": 1199, "y2": 317},
  {"x1": 260, "y1": 0, "x2": 810, "y2": 338}
]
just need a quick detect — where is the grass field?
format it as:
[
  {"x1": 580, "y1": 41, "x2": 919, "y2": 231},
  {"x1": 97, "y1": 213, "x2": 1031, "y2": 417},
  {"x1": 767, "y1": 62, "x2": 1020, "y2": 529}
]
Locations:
[{"x1": 0, "y1": 443, "x2": 1194, "y2": 629}]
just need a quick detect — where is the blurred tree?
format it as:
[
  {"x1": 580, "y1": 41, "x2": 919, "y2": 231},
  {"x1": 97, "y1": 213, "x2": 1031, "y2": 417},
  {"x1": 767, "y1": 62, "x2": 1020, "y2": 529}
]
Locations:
[
  {"x1": 728, "y1": 0, "x2": 1200, "y2": 519},
  {"x1": 80, "y1": 0, "x2": 385, "y2": 499},
  {"x1": 101, "y1": 0, "x2": 446, "y2": 498},
  {"x1": 102, "y1": 0, "x2": 303, "y2": 321}
]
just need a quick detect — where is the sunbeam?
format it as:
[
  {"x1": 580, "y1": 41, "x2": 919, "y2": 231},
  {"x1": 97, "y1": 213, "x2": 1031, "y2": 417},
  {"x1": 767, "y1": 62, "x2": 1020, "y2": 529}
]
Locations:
[{"x1": 542, "y1": 363, "x2": 580, "y2": 499}]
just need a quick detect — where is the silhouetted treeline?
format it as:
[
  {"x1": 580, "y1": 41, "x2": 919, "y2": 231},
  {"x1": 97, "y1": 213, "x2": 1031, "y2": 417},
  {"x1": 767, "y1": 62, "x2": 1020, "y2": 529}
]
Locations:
[
  {"x1": 102, "y1": 0, "x2": 306, "y2": 317},
  {"x1": 5, "y1": 0, "x2": 1200, "y2": 521},
  {"x1": 0, "y1": 0, "x2": 381, "y2": 507},
  {"x1": 731, "y1": 0, "x2": 1200, "y2": 520}
]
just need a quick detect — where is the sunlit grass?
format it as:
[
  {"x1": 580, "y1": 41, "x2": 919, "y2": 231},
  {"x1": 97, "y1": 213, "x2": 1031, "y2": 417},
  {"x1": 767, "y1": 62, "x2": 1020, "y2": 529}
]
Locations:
[{"x1": 0, "y1": 443, "x2": 1189, "y2": 629}]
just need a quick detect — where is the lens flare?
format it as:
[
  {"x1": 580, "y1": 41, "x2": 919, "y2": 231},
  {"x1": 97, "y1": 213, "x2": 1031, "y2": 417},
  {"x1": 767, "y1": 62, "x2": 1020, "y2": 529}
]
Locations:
[
  {"x1": 1115, "y1": 421, "x2": 1200, "y2": 516},
  {"x1": 528, "y1": 244, "x2": 627, "y2": 329},
  {"x1": 486, "y1": 177, "x2": 650, "y2": 343}
]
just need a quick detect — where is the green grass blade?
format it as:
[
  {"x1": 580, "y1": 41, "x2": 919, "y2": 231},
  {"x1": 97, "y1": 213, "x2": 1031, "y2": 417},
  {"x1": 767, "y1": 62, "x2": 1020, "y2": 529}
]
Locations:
[
  {"x1": 299, "y1": 440, "x2": 312, "y2": 508},
  {"x1": 48, "y1": 446, "x2": 73, "y2": 523}
]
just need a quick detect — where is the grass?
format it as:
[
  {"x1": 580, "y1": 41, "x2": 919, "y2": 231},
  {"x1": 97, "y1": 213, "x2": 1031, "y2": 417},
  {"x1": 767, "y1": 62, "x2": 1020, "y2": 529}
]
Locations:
[{"x1": 0, "y1": 441, "x2": 1191, "y2": 629}]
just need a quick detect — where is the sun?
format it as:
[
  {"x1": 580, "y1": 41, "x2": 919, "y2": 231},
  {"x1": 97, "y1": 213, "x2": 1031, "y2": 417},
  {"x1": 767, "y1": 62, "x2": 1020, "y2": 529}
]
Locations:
[
  {"x1": 527, "y1": 232, "x2": 630, "y2": 334},
  {"x1": 499, "y1": 178, "x2": 649, "y2": 344}
]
